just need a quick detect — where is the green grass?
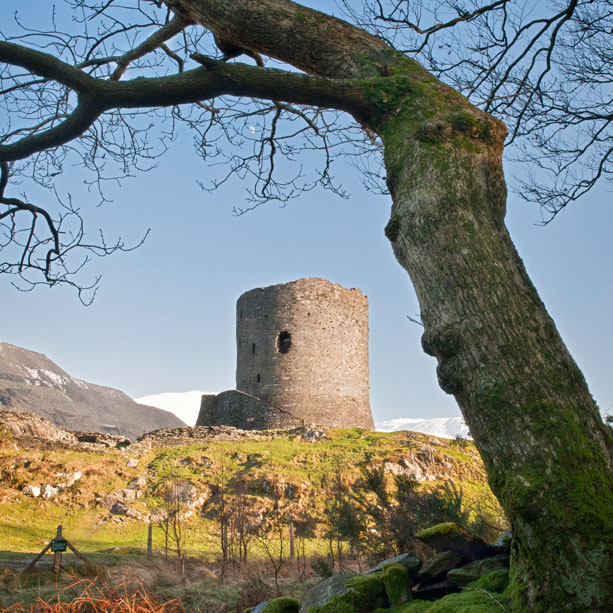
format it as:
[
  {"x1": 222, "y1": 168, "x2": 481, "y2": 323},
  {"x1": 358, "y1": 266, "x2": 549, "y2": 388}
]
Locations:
[{"x1": 0, "y1": 428, "x2": 502, "y2": 556}]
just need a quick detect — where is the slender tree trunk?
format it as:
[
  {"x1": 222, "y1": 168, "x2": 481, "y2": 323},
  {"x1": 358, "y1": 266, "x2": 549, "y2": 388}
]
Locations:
[{"x1": 167, "y1": 1, "x2": 613, "y2": 609}]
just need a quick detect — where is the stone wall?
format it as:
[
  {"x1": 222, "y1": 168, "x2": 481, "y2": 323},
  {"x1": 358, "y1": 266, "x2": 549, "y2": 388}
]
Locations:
[{"x1": 196, "y1": 390, "x2": 303, "y2": 430}]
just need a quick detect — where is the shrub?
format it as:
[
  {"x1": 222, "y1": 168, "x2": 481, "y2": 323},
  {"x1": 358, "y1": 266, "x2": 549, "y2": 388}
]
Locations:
[
  {"x1": 234, "y1": 572, "x2": 276, "y2": 613},
  {"x1": 310, "y1": 556, "x2": 334, "y2": 578}
]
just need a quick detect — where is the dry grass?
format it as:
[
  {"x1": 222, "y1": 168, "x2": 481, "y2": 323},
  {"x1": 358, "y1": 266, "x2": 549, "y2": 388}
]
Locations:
[
  {"x1": 0, "y1": 555, "x2": 325, "y2": 613},
  {"x1": 2, "y1": 576, "x2": 184, "y2": 612}
]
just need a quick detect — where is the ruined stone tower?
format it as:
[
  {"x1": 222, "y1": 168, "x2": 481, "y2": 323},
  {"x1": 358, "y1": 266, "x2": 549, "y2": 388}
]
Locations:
[{"x1": 197, "y1": 278, "x2": 374, "y2": 430}]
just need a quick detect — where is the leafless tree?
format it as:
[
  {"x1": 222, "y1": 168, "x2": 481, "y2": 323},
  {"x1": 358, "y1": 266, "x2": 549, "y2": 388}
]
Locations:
[
  {"x1": 255, "y1": 500, "x2": 287, "y2": 595},
  {"x1": 156, "y1": 477, "x2": 192, "y2": 573},
  {"x1": 226, "y1": 479, "x2": 258, "y2": 565}
]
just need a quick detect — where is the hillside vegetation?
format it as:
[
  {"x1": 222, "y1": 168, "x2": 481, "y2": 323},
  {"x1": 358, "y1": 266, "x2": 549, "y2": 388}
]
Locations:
[{"x1": 0, "y1": 421, "x2": 504, "y2": 558}]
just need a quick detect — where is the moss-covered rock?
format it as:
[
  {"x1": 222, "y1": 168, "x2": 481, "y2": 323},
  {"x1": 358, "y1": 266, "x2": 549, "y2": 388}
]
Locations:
[
  {"x1": 306, "y1": 573, "x2": 388, "y2": 612},
  {"x1": 417, "y1": 550, "x2": 462, "y2": 585},
  {"x1": 366, "y1": 552, "x2": 422, "y2": 581},
  {"x1": 299, "y1": 573, "x2": 355, "y2": 612},
  {"x1": 415, "y1": 522, "x2": 496, "y2": 560},
  {"x1": 415, "y1": 522, "x2": 459, "y2": 539},
  {"x1": 466, "y1": 569, "x2": 509, "y2": 594},
  {"x1": 382, "y1": 562, "x2": 411, "y2": 606},
  {"x1": 262, "y1": 597, "x2": 301, "y2": 613},
  {"x1": 447, "y1": 555, "x2": 508, "y2": 587}
]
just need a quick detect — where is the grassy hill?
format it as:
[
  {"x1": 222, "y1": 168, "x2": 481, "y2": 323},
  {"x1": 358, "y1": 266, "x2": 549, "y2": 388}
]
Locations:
[{"x1": 0, "y1": 423, "x2": 504, "y2": 558}]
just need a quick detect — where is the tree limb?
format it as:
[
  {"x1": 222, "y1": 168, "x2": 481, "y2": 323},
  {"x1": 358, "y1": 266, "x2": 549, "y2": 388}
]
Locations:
[
  {"x1": 77, "y1": 14, "x2": 190, "y2": 80},
  {"x1": 0, "y1": 43, "x2": 379, "y2": 163}
]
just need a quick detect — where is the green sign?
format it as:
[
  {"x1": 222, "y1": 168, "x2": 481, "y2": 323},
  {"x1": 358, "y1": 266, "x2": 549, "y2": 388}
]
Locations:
[{"x1": 51, "y1": 538, "x2": 67, "y2": 553}]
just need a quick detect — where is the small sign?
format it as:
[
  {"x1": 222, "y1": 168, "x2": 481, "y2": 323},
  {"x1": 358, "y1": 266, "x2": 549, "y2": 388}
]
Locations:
[
  {"x1": 51, "y1": 538, "x2": 67, "y2": 552},
  {"x1": 246, "y1": 417, "x2": 254, "y2": 423}
]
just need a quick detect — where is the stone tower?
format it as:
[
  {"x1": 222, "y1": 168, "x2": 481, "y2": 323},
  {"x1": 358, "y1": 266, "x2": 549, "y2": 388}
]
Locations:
[{"x1": 197, "y1": 278, "x2": 374, "y2": 430}]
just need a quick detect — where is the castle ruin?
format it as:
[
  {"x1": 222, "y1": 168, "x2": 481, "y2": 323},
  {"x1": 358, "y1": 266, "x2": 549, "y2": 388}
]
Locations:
[{"x1": 196, "y1": 278, "x2": 374, "y2": 430}]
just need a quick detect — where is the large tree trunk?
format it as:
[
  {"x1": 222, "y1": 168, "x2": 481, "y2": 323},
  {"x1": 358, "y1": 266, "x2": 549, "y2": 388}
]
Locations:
[
  {"x1": 168, "y1": 1, "x2": 613, "y2": 609},
  {"x1": 377, "y1": 74, "x2": 613, "y2": 610}
]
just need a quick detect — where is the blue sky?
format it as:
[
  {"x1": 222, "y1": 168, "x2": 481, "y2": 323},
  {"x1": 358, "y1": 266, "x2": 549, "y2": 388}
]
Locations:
[{"x1": 1, "y1": 1, "x2": 611, "y2": 423}]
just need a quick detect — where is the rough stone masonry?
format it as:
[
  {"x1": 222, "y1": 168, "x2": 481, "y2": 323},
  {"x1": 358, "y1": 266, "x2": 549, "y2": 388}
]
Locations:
[{"x1": 196, "y1": 278, "x2": 374, "y2": 430}]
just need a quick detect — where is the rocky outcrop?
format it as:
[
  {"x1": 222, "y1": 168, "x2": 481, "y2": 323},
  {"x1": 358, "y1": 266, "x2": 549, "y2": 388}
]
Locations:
[
  {"x1": 0, "y1": 342, "x2": 185, "y2": 440},
  {"x1": 298, "y1": 526, "x2": 511, "y2": 611},
  {"x1": 0, "y1": 410, "x2": 132, "y2": 449},
  {"x1": 0, "y1": 410, "x2": 77, "y2": 443}
]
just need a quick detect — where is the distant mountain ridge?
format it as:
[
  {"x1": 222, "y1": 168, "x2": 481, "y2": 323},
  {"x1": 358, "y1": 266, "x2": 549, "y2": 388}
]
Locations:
[
  {"x1": 0, "y1": 342, "x2": 186, "y2": 440},
  {"x1": 136, "y1": 390, "x2": 469, "y2": 439}
]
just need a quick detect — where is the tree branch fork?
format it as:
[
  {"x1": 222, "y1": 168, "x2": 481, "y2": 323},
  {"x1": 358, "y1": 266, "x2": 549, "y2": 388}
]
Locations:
[{"x1": 0, "y1": 40, "x2": 378, "y2": 164}]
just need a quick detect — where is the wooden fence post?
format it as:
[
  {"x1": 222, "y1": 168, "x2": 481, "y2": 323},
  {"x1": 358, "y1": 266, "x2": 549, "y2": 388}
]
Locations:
[
  {"x1": 53, "y1": 525, "x2": 64, "y2": 575},
  {"x1": 147, "y1": 523, "x2": 153, "y2": 559},
  {"x1": 25, "y1": 524, "x2": 90, "y2": 574}
]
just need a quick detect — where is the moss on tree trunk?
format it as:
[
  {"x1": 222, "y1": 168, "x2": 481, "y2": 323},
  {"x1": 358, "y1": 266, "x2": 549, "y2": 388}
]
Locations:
[{"x1": 375, "y1": 59, "x2": 613, "y2": 610}]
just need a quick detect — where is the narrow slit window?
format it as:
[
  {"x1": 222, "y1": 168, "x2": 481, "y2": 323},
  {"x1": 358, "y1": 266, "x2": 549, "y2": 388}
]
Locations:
[
  {"x1": 277, "y1": 331, "x2": 291, "y2": 354},
  {"x1": 252, "y1": 342, "x2": 256, "y2": 354},
  {"x1": 257, "y1": 374, "x2": 261, "y2": 383}
]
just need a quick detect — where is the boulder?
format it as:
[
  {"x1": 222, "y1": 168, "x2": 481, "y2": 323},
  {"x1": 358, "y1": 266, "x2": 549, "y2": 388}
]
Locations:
[
  {"x1": 148, "y1": 508, "x2": 168, "y2": 523},
  {"x1": 466, "y1": 569, "x2": 510, "y2": 594},
  {"x1": 447, "y1": 555, "x2": 509, "y2": 587},
  {"x1": 126, "y1": 458, "x2": 138, "y2": 467},
  {"x1": 118, "y1": 488, "x2": 139, "y2": 501},
  {"x1": 110, "y1": 502, "x2": 128, "y2": 515},
  {"x1": 54, "y1": 471, "x2": 82, "y2": 487},
  {"x1": 363, "y1": 552, "x2": 422, "y2": 581},
  {"x1": 302, "y1": 574, "x2": 388, "y2": 612},
  {"x1": 415, "y1": 522, "x2": 497, "y2": 561},
  {"x1": 126, "y1": 475, "x2": 147, "y2": 490},
  {"x1": 412, "y1": 579, "x2": 458, "y2": 601},
  {"x1": 384, "y1": 460, "x2": 427, "y2": 481},
  {"x1": 40, "y1": 484, "x2": 59, "y2": 499},
  {"x1": 126, "y1": 508, "x2": 143, "y2": 520},
  {"x1": 381, "y1": 563, "x2": 412, "y2": 607},
  {"x1": 294, "y1": 426, "x2": 328, "y2": 443},
  {"x1": 261, "y1": 597, "x2": 300, "y2": 612},
  {"x1": 159, "y1": 480, "x2": 205, "y2": 508},
  {"x1": 417, "y1": 551, "x2": 462, "y2": 586},
  {"x1": 22, "y1": 484, "x2": 40, "y2": 497},
  {"x1": 299, "y1": 573, "x2": 355, "y2": 612}
]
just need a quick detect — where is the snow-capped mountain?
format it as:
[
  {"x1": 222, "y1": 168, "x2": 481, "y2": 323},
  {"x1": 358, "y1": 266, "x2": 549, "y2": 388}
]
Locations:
[
  {"x1": 375, "y1": 416, "x2": 469, "y2": 439},
  {"x1": 0, "y1": 342, "x2": 185, "y2": 439},
  {"x1": 135, "y1": 390, "x2": 211, "y2": 426}
]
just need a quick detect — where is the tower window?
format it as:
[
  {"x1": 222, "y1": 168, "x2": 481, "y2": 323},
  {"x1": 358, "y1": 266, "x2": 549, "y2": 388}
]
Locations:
[
  {"x1": 257, "y1": 374, "x2": 261, "y2": 383},
  {"x1": 252, "y1": 342, "x2": 256, "y2": 354},
  {"x1": 277, "y1": 331, "x2": 291, "y2": 354}
]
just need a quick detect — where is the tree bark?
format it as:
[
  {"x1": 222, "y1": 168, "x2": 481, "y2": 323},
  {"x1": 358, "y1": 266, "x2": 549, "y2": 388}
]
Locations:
[{"x1": 167, "y1": 2, "x2": 613, "y2": 609}]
